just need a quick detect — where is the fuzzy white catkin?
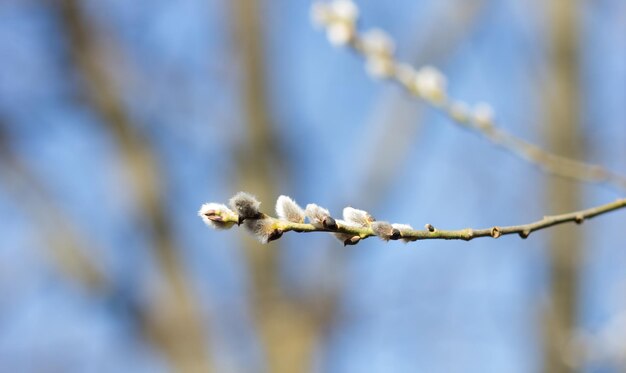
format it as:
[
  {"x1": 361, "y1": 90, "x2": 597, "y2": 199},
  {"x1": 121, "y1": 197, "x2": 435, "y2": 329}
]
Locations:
[
  {"x1": 343, "y1": 207, "x2": 373, "y2": 227},
  {"x1": 276, "y1": 195, "x2": 305, "y2": 223},
  {"x1": 229, "y1": 192, "x2": 261, "y2": 219},
  {"x1": 305, "y1": 204, "x2": 332, "y2": 228},
  {"x1": 414, "y1": 66, "x2": 447, "y2": 103},
  {"x1": 311, "y1": 0, "x2": 358, "y2": 46},
  {"x1": 198, "y1": 203, "x2": 236, "y2": 230},
  {"x1": 371, "y1": 221, "x2": 395, "y2": 240},
  {"x1": 329, "y1": 0, "x2": 358, "y2": 21},
  {"x1": 361, "y1": 28, "x2": 394, "y2": 57},
  {"x1": 392, "y1": 223, "x2": 413, "y2": 230},
  {"x1": 245, "y1": 218, "x2": 281, "y2": 244},
  {"x1": 472, "y1": 102, "x2": 495, "y2": 127},
  {"x1": 326, "y1": 22, "x2": 354, "y2": 46}
]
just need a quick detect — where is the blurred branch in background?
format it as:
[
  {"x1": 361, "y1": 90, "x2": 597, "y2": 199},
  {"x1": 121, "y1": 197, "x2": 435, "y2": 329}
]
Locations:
[
  {"x1": 230, "y1": 0, "x2": 336, "y2": 371},
  {"x1": 312, "y1": 0, "x2": 626, "y2": 193},
  {"x1": 55, "y1": 0, "x2": 213, "y2": 371},
  {"x1": 0, "y1": 118, "x2": 107, "y2": 292},
  {"x1": 543, "y1": 0, "x2": 583, "y2": 371}
]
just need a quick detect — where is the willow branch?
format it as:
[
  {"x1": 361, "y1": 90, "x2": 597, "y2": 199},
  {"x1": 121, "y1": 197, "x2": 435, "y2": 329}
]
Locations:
[
  {"x1": 311, "y1": 0, "x2": 626, "y2": 192},
  {"x1": 200, "y1": 193, "x2": 626, "y2": 245}
]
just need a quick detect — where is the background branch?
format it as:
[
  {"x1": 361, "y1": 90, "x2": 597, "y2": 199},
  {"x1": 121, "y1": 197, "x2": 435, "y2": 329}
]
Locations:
[
  {"x1": 57, "y1": 1, "x2": 213, "y2": 371},
  {"x1": 543, "y1": 0, "x2": 584, "y2": 371},
  {"x1": 316, "y1": 6, "x2": 626, "y2": 192},
  {"x1": 230, "y1": 0, "x2": 331, "y2": 371}
]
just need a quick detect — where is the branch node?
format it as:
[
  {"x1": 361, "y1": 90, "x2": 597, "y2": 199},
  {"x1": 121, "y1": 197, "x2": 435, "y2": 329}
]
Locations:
[
  {"x1": 574, "y1": 214, "x2": 584, "y2": 224},
  {"x1": 268, "y1": 229, "x2": 284, "y2": 242},
  {"x1": 323, "y1": 216, "x2": 338, "y2": 230},
  {"x1": 519, "y1": 229, "x2": 531, "y2": 239},
  {"x1": 344, "y1": 236, "x2": 361, "y2": 246},
  {"x1": 425, "y1": 223, "x2": 436, "y2": 232},
  {"x1": 490, "y1": 226, "x2": 502, "y2": 239},
  {"x1": 390, "y1": 228, "x2": 401, "y2": 240}
]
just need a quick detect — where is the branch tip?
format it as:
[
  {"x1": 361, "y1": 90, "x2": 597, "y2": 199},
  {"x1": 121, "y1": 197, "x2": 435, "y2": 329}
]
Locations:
[{"x1": 198, "y1": 203, "x2": 238, "y2": 230}]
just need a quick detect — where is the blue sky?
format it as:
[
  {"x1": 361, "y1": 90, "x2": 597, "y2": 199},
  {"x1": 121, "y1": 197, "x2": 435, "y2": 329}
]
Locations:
[{"x1": 0, "y1": 0, "x2": 625, "y2": 372}]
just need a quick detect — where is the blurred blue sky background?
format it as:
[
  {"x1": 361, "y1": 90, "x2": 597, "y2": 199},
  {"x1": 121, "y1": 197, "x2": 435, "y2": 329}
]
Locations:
[{"x1": 0, "y1": 0, "x2": 625, "y2": 372}]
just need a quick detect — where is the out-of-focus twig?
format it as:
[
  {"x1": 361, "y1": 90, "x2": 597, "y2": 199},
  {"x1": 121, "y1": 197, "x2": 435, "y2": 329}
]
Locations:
[
  {"x1": 542, "y1": 1, "x2": 583, "y2": 371},
  {"x1": 229, "y1": 0, "x2": 335, "y2": 371},
  {"x1": 312, "y1": 0, "x2": 626, "y2": 193},
  {"x1": 56, "y1": 1, "x2": 213, "y2": 371},
  {"x1": 356, "y1": 40, "x2": 626, "y2": 193}
]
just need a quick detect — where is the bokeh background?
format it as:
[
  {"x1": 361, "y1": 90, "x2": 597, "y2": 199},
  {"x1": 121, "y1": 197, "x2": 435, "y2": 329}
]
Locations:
[{"x1": 1, "y1": 0, "x2": 625, "y2": 372}]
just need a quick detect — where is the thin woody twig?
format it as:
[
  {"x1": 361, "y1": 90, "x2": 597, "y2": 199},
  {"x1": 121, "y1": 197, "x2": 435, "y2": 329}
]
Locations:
[{"x1": 200, "y1": 193, "x2": 626, "y2": 244}]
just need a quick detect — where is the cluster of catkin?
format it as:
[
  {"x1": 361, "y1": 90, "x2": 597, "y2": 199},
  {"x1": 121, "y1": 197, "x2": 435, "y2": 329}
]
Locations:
[
  {"x1": 311, "y1": 0, "x2": 495, "y2": 128},
  {"x1": 199, "y1": 192, "x2": 416, "y2": 245}
]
